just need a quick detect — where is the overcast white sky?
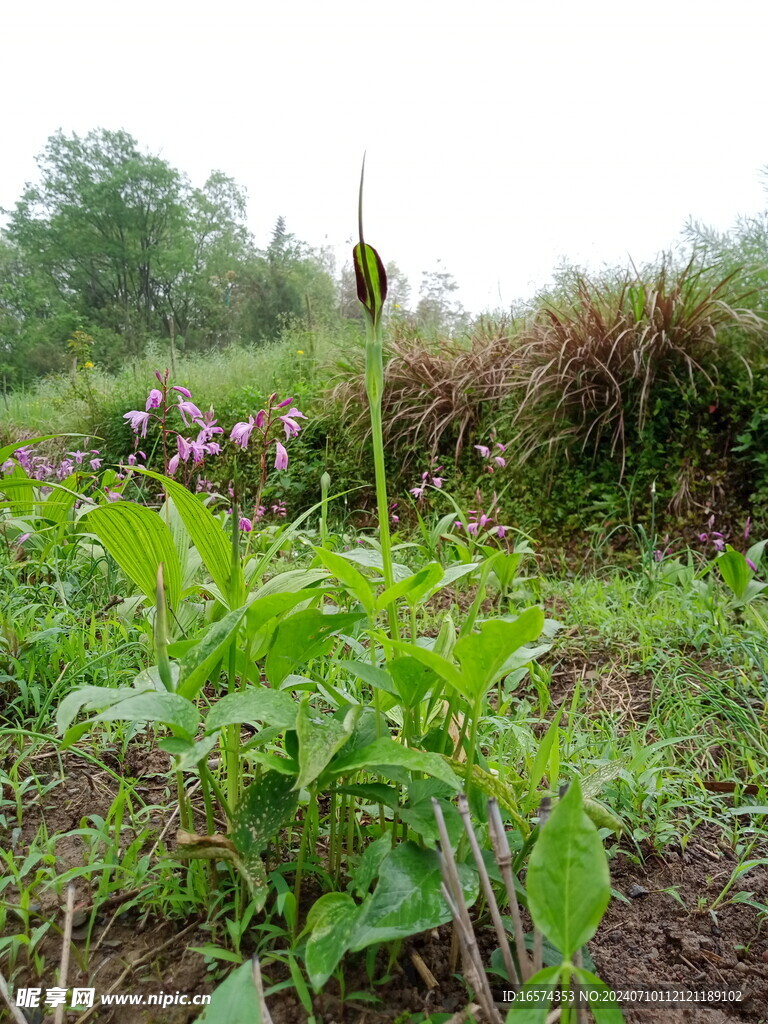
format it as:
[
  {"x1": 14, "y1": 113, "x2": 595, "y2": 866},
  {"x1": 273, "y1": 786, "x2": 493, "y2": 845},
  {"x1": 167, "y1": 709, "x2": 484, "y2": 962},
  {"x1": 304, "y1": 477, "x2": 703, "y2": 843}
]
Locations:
[{"x1": 2, "y1": 0, "x2": 767, "y2": 312}]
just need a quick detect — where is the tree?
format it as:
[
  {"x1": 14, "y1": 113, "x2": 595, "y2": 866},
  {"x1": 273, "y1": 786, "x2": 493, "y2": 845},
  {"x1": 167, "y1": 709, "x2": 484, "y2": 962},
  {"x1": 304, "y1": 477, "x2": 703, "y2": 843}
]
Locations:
[
  {"x1": 415, "y1": 264, "x2": 466, "y2": 333},
  {"x1": 7, "y1": 129, "x2": 189, "y2": 353}
]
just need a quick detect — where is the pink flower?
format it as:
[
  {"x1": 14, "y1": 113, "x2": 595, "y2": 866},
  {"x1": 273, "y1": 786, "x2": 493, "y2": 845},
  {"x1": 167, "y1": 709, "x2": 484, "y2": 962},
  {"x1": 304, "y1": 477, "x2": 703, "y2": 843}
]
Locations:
[
  {"x1": 177, "y1": 399, "x2": 203, "y2": 426},
  {"x1": 747, "y1": 557, "x2": 757, "y2": 572},
  {"x1": 124, "y1": 410, "x2": 151, "y2": 437},
  {"x1": 146, "y1": 389, "x2": 163, "y2": 410},
  {"x1": 493, "y1": 456, "x2": 506, "y2": 468},
  {"x1": 204, "y1": 441, "x2": 221, "y2": 456},
  {"x1": 230, "y1": 417, "x2": 255, "y2": 449},
  {"x1": 280, "y1": 407, "x2": 307, "y2": 439},
  {"x1": 177, "y1": 436, "x2": 192, "y2": 463},
  {"x1": 255, "y1": 410, "x2": 266, "y2": 428},
  {"x1": 277, "y1": 396, "x2": 294, "y2": 408},
  {"x1": 90, "y1": 456, "x2": 102, "y2": 470},
  {"x1": 68, "y1": 449, "x2": 88, "y2": 464},
  {"x1": 410, "y1": 486, "x2": 425, "y2": 499},
  {"x1": 274, "y1": 441, "x2": 289, "y2": 470},
  {"x1": 475, "y1": 445, "x2": 490, "y2": 458},
  {"x1": 168, "y1": 454, "x2": 180, "y2": 475},
  {"x1": 497, "y1": 525, "x2": 507, "y2": 539},
  {"x1": 432, "y1": 477, "x2": 444, "y2": 488},
  {"x1": 172, "y1": 385, "x2": 192, "y2": 398},
  {"x1": 239, "y1": 517, "x2": 253, "y2": 532}
]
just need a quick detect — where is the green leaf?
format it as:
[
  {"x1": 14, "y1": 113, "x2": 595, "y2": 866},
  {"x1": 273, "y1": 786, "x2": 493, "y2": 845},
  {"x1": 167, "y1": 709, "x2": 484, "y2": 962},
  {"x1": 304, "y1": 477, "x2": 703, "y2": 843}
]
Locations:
[
  {"x1": 329, "y1": 737, "x2": 461, "y2": 790},
  {"x1": 347, "y1": 833, "x2": 393, "y2": 899},
  {"x1": 177, "y1": 606, "x2": 247, "y2": 699},
  {"x1": 304, "y1": 893, "x2": 360, "y2": 990},
  {"x1": 389, "y1": 657, "x2": 437, "y2": 709},
  {"x1": 56, "y1": 685, "x2": 149, "y2": 734},
  {"x1": 349, "y1": 842, "x2": 476, "y2": 950},
  {"x1": 1, "y1": 467, "x2": 35, "y2": 515},
  {"x1": 526, "y1": 778, "x2": 610, "y2": 958},
  {"x1": 246, "y1": 590, "x2": 321, "y2": 634},
  {"x1": 197, "y1": 961, "x2": 264, "y2": 1024},
  {"x1": 204, "y1": 688, "x2": 298, "y2": 734},
  {"x1": 716, "y1": 545, "x2": 752, "y2": 601},
  {"x1": 132, "y1": 469, "x2": 237, "y2": 605},
  {"x1": 527, "y1": 708, "x2": 563, "y2": 805},
  {"x1": 81, "y1": 502, "x2": 182, "y2": 609},
  {"x1": 233, "y1": 773, "x2": 298, "y2": 897},
  {"x1": 572, "y1": 968, "x2": 625, "y2": 1023},
  {"x1": 454, "y1": 608, "x2": 545, "y2": 702},
  {"x1": 313, "y1": 547, "x2": 375, "y2": 616},
  {"x1": 93, "y1": 691, "x2": 200, "y2": 741},
  {"x1": 265, "y1": 609, "x2": 364, "y2": 686},
  {"x1": 295, "y1": 700, "x2": 359, "y2": 790},
  {"x1": 376, "y1": 563, "x2": 444, "y2": 611},
  {"x1": 504, "y1": 966, "x2": 562, "y2": 1021},
  {"x1": 158, "y1": 733, "x2": 220, "y2": 771}
]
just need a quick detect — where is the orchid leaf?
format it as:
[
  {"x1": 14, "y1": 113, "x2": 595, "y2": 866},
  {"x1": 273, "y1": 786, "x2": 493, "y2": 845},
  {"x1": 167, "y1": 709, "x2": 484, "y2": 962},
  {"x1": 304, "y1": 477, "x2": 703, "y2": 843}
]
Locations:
[{"x1": 81, "y1": 501, "x2": 182, "y2": 609}]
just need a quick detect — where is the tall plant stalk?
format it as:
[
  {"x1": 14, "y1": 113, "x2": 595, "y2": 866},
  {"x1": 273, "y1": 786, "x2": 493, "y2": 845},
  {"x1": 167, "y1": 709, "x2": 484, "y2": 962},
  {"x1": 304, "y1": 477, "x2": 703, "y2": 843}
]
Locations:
[{"x1": 354, "y1": 160, "x2": 399, "y2": 642}]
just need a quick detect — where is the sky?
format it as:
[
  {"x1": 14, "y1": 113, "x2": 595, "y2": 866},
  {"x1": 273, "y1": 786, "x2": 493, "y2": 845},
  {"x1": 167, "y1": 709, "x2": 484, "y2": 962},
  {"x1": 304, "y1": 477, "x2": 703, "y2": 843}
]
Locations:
[{"x1": 2, "y1": 0, "x2": 767, "y2": 313}]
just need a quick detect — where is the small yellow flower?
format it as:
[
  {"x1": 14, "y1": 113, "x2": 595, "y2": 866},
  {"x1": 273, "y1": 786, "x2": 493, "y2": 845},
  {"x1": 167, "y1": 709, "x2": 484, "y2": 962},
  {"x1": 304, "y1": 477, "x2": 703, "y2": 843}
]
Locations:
[
  {"x1": 83, "y1": 361, "x2": 94, "y2": 369},
  {"x1": 297, "y1": 349, "x2": 305, "y2": 355}
]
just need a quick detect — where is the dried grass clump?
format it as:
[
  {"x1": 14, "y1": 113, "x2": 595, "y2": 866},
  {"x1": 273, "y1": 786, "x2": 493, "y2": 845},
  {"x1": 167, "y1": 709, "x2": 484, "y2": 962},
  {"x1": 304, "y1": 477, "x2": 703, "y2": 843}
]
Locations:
[
  {"x1": 332, "y1": 317, "x2": 519, "y2": 461},
  {"x1": 511, "y1": 258, "x2": 764, "y2": 477}
]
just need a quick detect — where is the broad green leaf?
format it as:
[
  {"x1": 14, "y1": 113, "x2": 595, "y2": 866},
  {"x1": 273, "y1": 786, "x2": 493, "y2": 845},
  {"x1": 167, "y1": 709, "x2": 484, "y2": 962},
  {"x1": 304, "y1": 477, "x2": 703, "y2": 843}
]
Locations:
[
  {"x1": 295, "y1": 700, "x2": 359, "y2": 790},
  {"x1": 328, "y1": 737, "x2": 461, "y2": 790},
  {"x1": 81, "y1": 502, "x2": 182, "y2": 608},
  {"x1": 341, "y1": 548, "x2": 410, "y2": 581},
  {"x1": 454, "y1": 608, "x2": 545, "y2": 701},
  {"x1": 336, "y1": 783, "x2": 400, "y2": 810},
  {"x1": 132, "y1": 469, "x2": 237, "y2": 605},
  {"x1": 265, "y1": 609, "x2": 364, "y2": 686},
  {"x1": 375, "y1": 562, "x2": 444, "y2": 611},
  {"x1": 388, "y1": 640, "x2": 465, "y2": 698},
  {"x1": 716, "y1": 546, "x2": 752, "y2": 601},
  {"x1": 526, "y1": 777, "x2": 610, "y2": 957},
  {"x1": 334, "y1": 659, "x2": 396, "y2": 695},
  {"x1": 389, "y1": 656, "x2": 437, "y2": 709},
  {"x1": 246, "y1": 566, "x2": 327, "y2": 593},
  {"x1": 204, "y1": 688, "x2": 298, "y2": 733},
  {"x1": 177, "y1": 605, "x2": 247, "y2": 699},
  {"x1": 246, "y1": 590, "x2": 322, "y2": 634},
  {"x1": 353, "y1": 241, "x2": 387, "y2": 327},
  {"x1": 233, "y1": 773, "x2": 298, "y2": 898},
  {"x1": 1, "y1": 467, "x2": 35, "y2": 515},
  {"x1": 347, "y1": 832, "x2": 393, "y2": 898},
  {"x1": 313, "y1": 547, "x2": 375, "y2": 616},
  {"x1": 93, "y1": 691, "x2": 200, "y2": 740},
  {"x1": 572, "y1": 968, "x2": 625, "y2": 1023},
  {"x1": 504, "y1": 966, "x2": 562, "y2": 1021},
  {"x1": 158, "y1": 733, "x2": 220, "y2": 771},
  {"x1": 349, "y1": 842, "x2": 476, "y2": 950},
  {"x1": 37, "y1": 479, "x2": 79, "y2": 525},
  {"x1": 56, "y1": 684, "x2": 149, "y2": 734},
  {"x1": 304, "y1": 893, "x2": 360, "y2": 990},
  {"x1": 197, "y1": 960, "x2": 264, "y2": 1024}
]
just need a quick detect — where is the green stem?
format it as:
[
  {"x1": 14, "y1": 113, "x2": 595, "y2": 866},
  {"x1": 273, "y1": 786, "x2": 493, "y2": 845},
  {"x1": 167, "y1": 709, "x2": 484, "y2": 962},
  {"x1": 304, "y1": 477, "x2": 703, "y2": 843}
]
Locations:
[
  {"x1": 368, "y1": 396, "x2": 399, "y2": 642},
  {"x1": 293, "y1": 784, "x2": 316, "y2": 935}
]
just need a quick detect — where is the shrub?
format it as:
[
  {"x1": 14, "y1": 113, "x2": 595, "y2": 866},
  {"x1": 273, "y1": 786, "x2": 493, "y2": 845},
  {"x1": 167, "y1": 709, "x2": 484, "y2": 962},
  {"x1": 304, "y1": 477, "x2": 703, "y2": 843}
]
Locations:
[
  {"x1": 332, "y1": 317, "x2": 520, "y2": 461},
  {"x1": 510, "y1": 256, "x2": 765, "y2": 477}
]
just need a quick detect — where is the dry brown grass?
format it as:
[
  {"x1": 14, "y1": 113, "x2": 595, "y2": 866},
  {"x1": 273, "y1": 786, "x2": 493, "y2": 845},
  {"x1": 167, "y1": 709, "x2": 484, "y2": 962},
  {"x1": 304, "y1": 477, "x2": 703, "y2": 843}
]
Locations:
[
  {"x1": 510, "y1": 258, "x2": 764, "y2": 476},
  {"x1": 332, "y1": 317, "x2": 520, "y2": 461}
]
